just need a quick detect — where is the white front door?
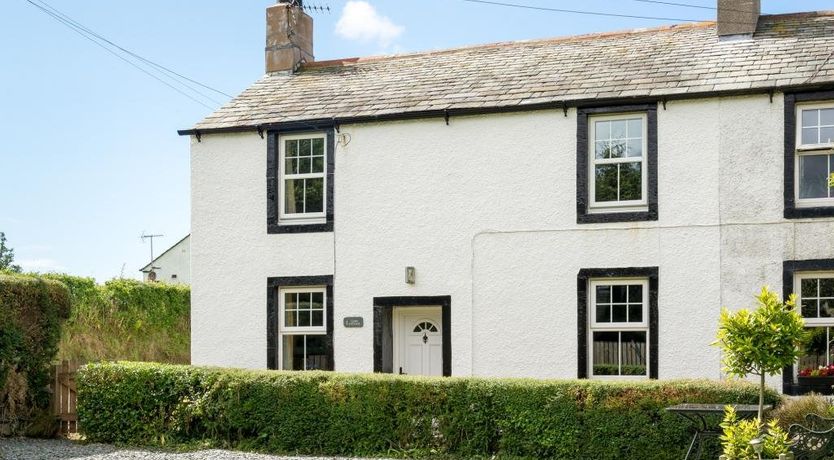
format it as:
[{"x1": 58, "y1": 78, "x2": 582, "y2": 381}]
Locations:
[{"x1": 393, "y1": 307, "x2": 442, "y2": 376}]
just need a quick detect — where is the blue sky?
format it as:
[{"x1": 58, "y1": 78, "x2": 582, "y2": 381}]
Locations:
[{"x1": 1, "y1": 0, "x2": 830, "y2": 282}]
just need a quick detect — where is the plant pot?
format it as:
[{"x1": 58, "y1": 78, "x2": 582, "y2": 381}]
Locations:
[
  {"x1": 719, "y1": 453, "x2": 793, "y2": 460},
  {"x1": 797, "y1": 376, "x2": 834, "y2": 394}
]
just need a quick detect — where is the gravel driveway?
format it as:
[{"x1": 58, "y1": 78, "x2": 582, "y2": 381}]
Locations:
[{"x1": 0, "y1": 438, "x2": 376, "y2": 460}]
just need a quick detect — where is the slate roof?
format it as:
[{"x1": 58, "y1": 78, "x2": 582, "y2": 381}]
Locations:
[{"x1": 191, "y1": 11, "x2": 834, "y2": 132}]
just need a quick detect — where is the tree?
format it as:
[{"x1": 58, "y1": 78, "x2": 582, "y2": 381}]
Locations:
[
  {"x1": 0, "y1": 232, "x2": 22, "y2": 273},
  {"x1": 715, "y1": 287, "x2": 807, "y2": 422}
]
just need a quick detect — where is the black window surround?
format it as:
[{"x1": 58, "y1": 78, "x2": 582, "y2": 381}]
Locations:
[
  {"x1": 576, "y1": 104, "x2": 659, "y2": 224},
  {"x1": 373, "y1": 296, "x2": 452, "y2": 377},
  {"x1": 267, "y1": 124, "x2": 335, "y2": 233},
  {"x1": 267, "y1": 275, "x2": 334, "y2": 370},
  {"x1": 577, "y1": 266, "x2": 659, "y2": 379},
  {"x1": 782, "y1": 258, "x2": 834, "y2": 395},
  {"x1": 784, "y1": 90, "x2": 834, "y2": 219}
]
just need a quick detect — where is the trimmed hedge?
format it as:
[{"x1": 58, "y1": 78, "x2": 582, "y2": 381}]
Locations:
[
  {"x1": 0, "y1": 274, "x2": 71, "y2": 435},
  {"x1": 78, "y1": 362, "x2": 780, "y2": 459}
]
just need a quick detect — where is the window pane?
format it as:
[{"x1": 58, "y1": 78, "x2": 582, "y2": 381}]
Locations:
[
  {"x1": 821, "y1": 127, "x2": 834, "y2": 144},
  {"x1": 594, "y1": 165, "x2": 618, "y2": 202},
  {"x1": 609, "y1": 140, "x2": 626, "y2": 159},
  {"x1": 802, "y1": 109, "x2": 819, "y2": 129},
  {"x1": 620, "y1": 331, "x2": 647, "y2": 375},
  {"x1": 799, "y1": 155, "x2": 829, "y2": 199},
  {"x1": 802, "y1": 278, "x2": 818, "y2": 297},
  {"x1": 612, "y1": 304, "x2": 627, "y2": 322},
  {"x1": 610, "y1": 120, "x2": 627, "y2": 139},
  {"x1": 596, "y1": 285, "x2": 611, "y2": 303},
  {"x1": 312, "y1": 137, "x2": 324, "y2": 156},
  {"x1": 612, "y1": 285, "x2": 627, "y2": 303},
  {"x1": 285, "y1": 158, "x2": 298, "y2": 175},
  {"x1": 628, "y1": 285, "x2": 643, "y2": 302},
  {"x1": 305, "y1": 178, "x2": 324, "y2": 213},
  {"x1": 592, "y1": 331, "x2": 619, "y2": 375},
  {"x1": 802, "y1": 299, "x2": 818, "y2": 318},
  {"x1": 821, "y1": 279, "x2": 834, "y2": 297},
  {"x1": 298, "y1": 311, "x2": 311, "y2": 327},
  {"x1": 286, "y1": 139, "x2": 299, "y2": 157},
  {"x1": 284, "y1": 179, "x2": 304, "y2": 214},
  {"x1": 821, "y1": 299, "x2": 834, "y2": 318},
  {"x1": 802, "y1": 127, "x2": 819, "y2": 145},
  {"x1": 596, "y1": 304, "x2": 611, "y2": 323},
  {"x1": 595, "y1": 121, "x2": 610, "y2": 141},
  {"x1": 822, "y1": 108, "x2": 834, "y2": 126},
  {"x1": 299, "y1": 158, "x2": 311, "y2": 174},
  {"x1": 312, "y1": 292, "x2": 324, "y2": 309},
  {"x1": 285, "y1": 311, "x2": 297, "y2": 327},
  {"x1": 626, "y1": 139, "x2": 642, "y2": 158},
  {"x1": 628, "y1": 304, "x2": 643, "y2": 323},
  {"x1": 300, "y1": 138, "x2": 312, "y2": 156},
  {"x1": 800, "y1": 327, "x2": 832, "y2": 370},
  {"x1": 312, "y1": 311, "x2": 324, "y2": 327},
  {"x1": 627, "y1": 119, "x2": 642, "y2": 138},
  {"x1": 594, "y1": 141, "x2": 608, "y2": 159},
  {"x1": 619, "y1": 163, "x2": 642, "y2": 201},
  {"x1": 312, "y1": 156, "x2": 325, "y2": 174},
  {"x1": 304, "y1": 335, "x2": 328, "y2": 370},
  {"x1": 282, "y1": 334, "x2": 303, "y2": 370},
  {"x1": 285, "y1": 292, "x2": 297, "y2": 310},
  {"x1": 298, "y1": 292, "x2": 311, "y2": 307}
]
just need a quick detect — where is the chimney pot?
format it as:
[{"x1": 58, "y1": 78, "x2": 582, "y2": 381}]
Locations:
[
  {"x1": 717, "y1": 0, "x2": 760, "y2": 38},
  {"x1": 265, "y1": 1, "x2": 314, "y2": 74}
]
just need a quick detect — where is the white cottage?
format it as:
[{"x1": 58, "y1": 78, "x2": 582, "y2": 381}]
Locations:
[
  {"x1": 140, "y1": 234, "x2": 191, "y2": 285},
  {"x1": 181, "y1": 0, "x2": 834, "y2": 394}
]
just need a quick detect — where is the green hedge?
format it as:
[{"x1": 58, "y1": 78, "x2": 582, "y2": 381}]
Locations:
[
  {"x1": 78, "y1": 362, "x2": 780, "y2": 459},
  {"x1": 0, "y1": 274, "x2": 71, "y2": 435},
  {"x1": 44, "y1": 275, "x2": 190, "y2": 364}
]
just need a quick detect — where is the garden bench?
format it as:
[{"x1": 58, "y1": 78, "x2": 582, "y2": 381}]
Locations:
[{"x1": 788, "y1": 414, "x2": 834, "y2": 460}]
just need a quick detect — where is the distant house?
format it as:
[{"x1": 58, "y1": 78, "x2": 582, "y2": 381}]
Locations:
[
  {"x1": 140, "y1": 234, "x2": 190, "y2": 285},
  {"x1": 181, "y1": 0, "x2": 834, "y2": 395}
]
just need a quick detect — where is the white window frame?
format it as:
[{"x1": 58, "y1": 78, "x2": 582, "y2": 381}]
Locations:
[
  {"x1": 795, "y1": 272, "x2": 834, "y2": 327},
  {"x1": 795, "y1": 103, "x2": 834, "y2": 208},
  {"x1": 278, "y1": 132, "x2": 327, "y2": 225},
  {"x1": 588, "y1": 278, "x2": 650, "y2": 379},
  {"x1": 588, "y1": 113, "x2": 649, "y2": 213},
  {"x1": 277, "y1": 286, "x2": 327, "y2": 371}
]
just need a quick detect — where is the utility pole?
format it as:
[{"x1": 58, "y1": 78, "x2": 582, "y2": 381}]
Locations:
[{"x1": 140, "y1": 232, "x2": 164, "y2": 266}]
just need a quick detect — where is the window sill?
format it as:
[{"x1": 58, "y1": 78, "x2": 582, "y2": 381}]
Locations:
[
  {"x1": 268, "y1": 220, "x2": 333, "y2": 234},
  {"x1": 577, "y1": 208, "x2": 658, "y2": 224},
  {"x1": 784, "y1": 205, "x2": 834, "y2": 219}
]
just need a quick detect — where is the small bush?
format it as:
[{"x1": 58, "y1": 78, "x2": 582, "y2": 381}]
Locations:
[
  {"x1": 771, "y1": 394, "x2": 834, "y2": 431},
  {"x1": 78, "y1": 362, "x2": 780, "y2": 459},
  {"x1": 0, "y1": 274, "x2": 71, "y2": 436}
]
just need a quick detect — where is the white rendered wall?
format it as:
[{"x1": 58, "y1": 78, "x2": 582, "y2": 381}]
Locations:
[
  {"x1": 142, "y1": 235, "x2": 191, "y2": 285},
  {"x1": 191, "y1": 94, "x2": 834, "y2": 388}
]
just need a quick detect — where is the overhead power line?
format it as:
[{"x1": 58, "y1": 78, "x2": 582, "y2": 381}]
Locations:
[
  {"x1": 461, "y1": 0, "x2": 758, "y2": 25},
  {"x1": 23, "y1": 0, "x2": 232, "y2": 109}
]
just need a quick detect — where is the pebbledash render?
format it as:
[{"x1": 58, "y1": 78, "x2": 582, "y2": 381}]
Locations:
[{"x1": 181, "y1": 0, "x2": 834, "y2": 394}]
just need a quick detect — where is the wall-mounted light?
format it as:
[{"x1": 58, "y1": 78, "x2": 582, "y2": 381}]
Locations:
[
  {"x1": 337, "y1": 133, "x2": 351, "y2": 147},
  {"x1": 405, "y1": 266, "x2": 416, "y2": 284}
]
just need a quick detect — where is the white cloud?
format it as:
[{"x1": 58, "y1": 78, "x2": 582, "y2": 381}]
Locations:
[
  {"x1": 18, "y1": 258, "x2": 65, "y2": 273},
  {"x1": 335, "y1": 1, "x2": 404, "y2": 47}
]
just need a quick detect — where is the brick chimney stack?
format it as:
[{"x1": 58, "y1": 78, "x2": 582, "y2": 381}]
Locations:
[
  {"x1": 265, "y1": 0, "x2": 314, "y2": 74},
  {"x1": 717, "y1": 0, "x2": 760, "y2": 38}
]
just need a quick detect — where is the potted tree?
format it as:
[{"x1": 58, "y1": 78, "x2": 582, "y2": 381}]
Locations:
[{"x1": 714, "y1": 287, "x2": 807, "y2": 460}]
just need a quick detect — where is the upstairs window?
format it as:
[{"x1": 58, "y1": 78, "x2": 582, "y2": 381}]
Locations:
[
  {"x1": 794, "y1": 103, "x2": 834, "y2": 209},
  {"x1": 279, "y1": 133, "x2": 327, "y2": 224},
  {"x1": 589, "y1": 114, "x2": 648, "y2": 211}
]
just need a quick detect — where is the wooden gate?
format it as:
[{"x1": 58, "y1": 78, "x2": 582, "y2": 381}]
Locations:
[{"x1": 51, "y1": 360, "x2": 80, "y2": 436}]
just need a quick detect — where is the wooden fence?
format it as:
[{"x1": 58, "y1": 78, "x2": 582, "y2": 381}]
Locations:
[{"x1": 51, "y1": 360, "x2": 81, "y2": 436}]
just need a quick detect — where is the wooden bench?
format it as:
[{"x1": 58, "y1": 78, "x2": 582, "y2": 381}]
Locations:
[{"x1": 788, "y1": 414, "x2": 834, "y2": 460}]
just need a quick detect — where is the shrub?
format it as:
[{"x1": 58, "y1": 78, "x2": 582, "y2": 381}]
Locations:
[
  {"x1": 78, "y1": 362, "x2": 780, "y2": 459},
  {"x1": 45, "y1": 275, "x2": 190, "y2": 364},
  {"x1": 771, "y1": 394, "x2": 834, "y2": 431},
  {"x1": 0, "y1": 274, "x2": 71, "y2": 436},
  {"x1": 720, "y1": 406, "x2": 790, "y2": 460}
]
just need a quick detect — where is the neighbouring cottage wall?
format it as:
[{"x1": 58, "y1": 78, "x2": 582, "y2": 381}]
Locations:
[
  {"x1": 142, "y1": 236, "x2": 191, "y2": 285},
  {"x1": 190, "y1": 93, "x2": 834, "y2": 388}
]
